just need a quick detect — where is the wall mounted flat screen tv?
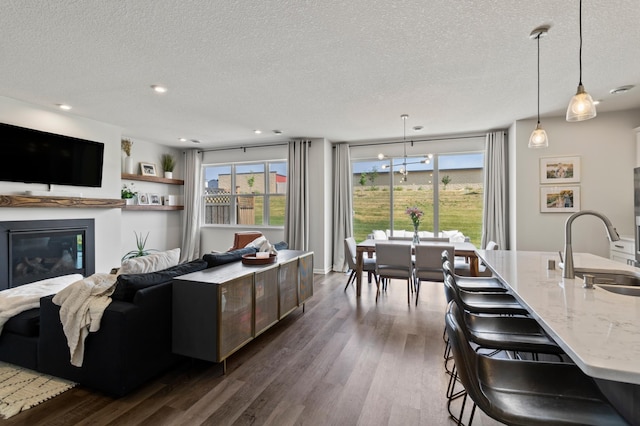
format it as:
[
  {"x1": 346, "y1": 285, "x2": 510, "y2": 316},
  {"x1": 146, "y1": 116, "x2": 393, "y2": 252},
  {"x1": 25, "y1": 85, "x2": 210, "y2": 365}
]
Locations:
[{"x1": 0, "y1": 122, "x2": 104, "y2": 187}]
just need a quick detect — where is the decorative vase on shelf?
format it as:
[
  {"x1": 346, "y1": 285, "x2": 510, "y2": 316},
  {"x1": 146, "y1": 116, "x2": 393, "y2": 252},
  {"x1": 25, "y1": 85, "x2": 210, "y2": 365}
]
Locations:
[
  {"x1": 412, "y1": 224, "x2": 420, "y2": 245},
  {"x1": 124, "y1": 156, "x2": 134, "y2": 174},
  {"x1": 164, "y1": 171, "x2": 173, "y2": 179}
]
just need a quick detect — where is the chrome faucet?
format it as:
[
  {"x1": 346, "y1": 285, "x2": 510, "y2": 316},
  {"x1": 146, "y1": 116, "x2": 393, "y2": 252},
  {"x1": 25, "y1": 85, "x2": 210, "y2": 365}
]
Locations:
[{"x1": 563, "y1": 210, "x2": 620, "y2": 279}]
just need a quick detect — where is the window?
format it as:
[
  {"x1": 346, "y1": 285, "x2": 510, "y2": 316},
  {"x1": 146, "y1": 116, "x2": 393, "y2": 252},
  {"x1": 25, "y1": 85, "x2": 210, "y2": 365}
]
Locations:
[
  {"x1": 203, "y1": 161, "x2": 287, "y2": 226},
  {"x1": 352, "y1": 152, "x2": 484, "y2": 246}
]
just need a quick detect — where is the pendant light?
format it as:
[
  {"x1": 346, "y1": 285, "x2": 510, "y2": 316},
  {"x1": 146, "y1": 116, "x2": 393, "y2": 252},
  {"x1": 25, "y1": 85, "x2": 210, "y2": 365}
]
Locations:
[
  {"x1": 566, "y1": 0, "x2": 596, "y2": 121},
  {"x1": 529, "y1": 26, "x2": 549, "y2": 148},
  {"x1": 399, "y1": 114, "x2": 408, "y2": 182}
]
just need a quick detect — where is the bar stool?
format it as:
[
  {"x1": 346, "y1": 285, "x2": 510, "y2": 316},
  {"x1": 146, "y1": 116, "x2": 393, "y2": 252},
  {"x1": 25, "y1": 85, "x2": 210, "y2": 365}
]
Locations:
[
  {"x1": 442, "y1": 260, "x2": 506, "y2": 293},
  {"x1": 444, "y1": 302, "x2": 629, "y2": 426}
]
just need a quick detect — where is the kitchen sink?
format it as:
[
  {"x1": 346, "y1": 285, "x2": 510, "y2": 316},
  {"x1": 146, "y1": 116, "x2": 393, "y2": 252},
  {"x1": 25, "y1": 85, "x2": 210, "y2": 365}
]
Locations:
[
  {"x1": 596, "y1": 285, "x2": 640, "y2": 297},
  {"x1": 574, "y1": 270, "x2": 640, "y2": 287}
]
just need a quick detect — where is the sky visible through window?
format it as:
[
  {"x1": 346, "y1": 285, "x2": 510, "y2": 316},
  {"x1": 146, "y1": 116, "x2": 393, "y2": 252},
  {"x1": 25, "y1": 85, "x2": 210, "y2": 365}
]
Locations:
[
  {"x1": 352, "y1": 152, "x2": 483, "y2": 173},
  {"x1": 205, "y1": 162, "x2": 287, "y2": 181}
]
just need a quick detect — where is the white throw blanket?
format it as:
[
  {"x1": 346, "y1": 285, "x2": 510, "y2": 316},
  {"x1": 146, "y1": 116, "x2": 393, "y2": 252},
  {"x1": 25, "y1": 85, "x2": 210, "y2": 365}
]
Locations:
[
  {"x1": 0, "y1": 274, "x2": 84, "y2": 335},
  {"x1": 52, "y1": 273, "x2": 118, "y2": 367}
]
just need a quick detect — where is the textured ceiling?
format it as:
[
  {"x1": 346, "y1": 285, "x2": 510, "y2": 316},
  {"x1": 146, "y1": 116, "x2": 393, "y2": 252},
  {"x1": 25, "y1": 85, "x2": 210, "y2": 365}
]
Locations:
[{"x1": 1, "y1": 1, "x2": 639, "y2": 148}]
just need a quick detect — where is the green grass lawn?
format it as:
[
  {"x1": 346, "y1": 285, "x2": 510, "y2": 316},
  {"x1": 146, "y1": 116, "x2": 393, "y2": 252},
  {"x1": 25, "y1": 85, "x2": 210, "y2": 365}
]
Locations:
[{"x1": 352, "y1": 186, "x2": 483, "y2": 246}]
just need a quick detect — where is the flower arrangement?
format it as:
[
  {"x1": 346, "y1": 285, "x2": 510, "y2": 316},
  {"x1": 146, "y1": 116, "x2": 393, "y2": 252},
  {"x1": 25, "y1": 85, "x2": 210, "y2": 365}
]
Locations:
[
  {"x1": 406, "y1": 206, "x2": 424, "y2": 229},
  {"x1": 121, "y1": 182, "x2": 137, "y2": 199},
  {"x1": 121, "y1": 138, "x2": 133, "y2": 157}
]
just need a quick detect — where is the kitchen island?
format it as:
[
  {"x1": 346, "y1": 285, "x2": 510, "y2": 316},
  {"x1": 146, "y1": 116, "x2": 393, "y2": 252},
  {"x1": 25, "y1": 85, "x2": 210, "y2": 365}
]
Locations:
[{"x1": 478, "y1": 250, "x2": 640, "y2": 423}]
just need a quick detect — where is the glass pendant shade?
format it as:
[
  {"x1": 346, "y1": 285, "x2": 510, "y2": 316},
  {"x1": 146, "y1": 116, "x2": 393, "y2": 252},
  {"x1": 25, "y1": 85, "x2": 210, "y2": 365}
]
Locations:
[
  {"x1": 566, "y1": 83, "x2": 597, "y2": 121},
  {"x1": 528, "y1": 123, "x2": 549, "y2": 148}
]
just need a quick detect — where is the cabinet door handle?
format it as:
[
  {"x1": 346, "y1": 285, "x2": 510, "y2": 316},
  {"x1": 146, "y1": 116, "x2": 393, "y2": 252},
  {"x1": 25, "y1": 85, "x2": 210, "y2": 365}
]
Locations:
[{"x1": 614, "y1": 244, "x2": 624, "y2": 249}]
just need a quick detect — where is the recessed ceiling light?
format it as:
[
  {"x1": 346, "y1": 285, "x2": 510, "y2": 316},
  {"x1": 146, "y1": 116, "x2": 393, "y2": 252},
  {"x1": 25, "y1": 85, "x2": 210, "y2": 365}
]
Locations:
[
  {"x1": 273, "y1": 130, "x2": 283, "y2": 135},
  {"x1": 178, "y1": 138, "x2": 187, "y2": 142},
  {"x1": 254, "y1": 130, "x2": 262, "y2": 134},
  {"x1": 610, "y1": 85, "x2": 635, "y2": 95},
  {"x1": 57, "y1": 104, "x2": 72, "y2": 110},
  {"x1": 151, "y1": 85, "x2": 167, "y2": 93},
  {"x1": 413, "y1": 126, "x2": 423, "y2": 131},
  {"x1": 593, "y1": 100, "x2": 601, "y2": 105},
  {"x1": 190, "y1": 139, "x2": 201, "y2": 144}
]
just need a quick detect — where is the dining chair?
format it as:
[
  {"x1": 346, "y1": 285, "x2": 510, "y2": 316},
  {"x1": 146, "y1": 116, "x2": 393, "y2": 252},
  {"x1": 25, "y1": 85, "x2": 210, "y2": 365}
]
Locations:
[
  {"x1": 375, "y1": 242, "x2": 413, "y2": 304},
  {"x1": 388, "y1": 236, "x2": 413, "y2": 241},
  {"x1": 344, "y1": 237, "x2": 376, "y2": 291},
  {"x1": 413, "y1": 244, "x2": 454, "y2": 306},
  {"x1": 444, "y1": 302, "x2": 628, "y2": 426},
  {"x1": 421, "y1": 237, "x2": 450, "y2": 242},
  {"x1": 455, "y1": 240, "x2": 498, "y2": 277}
]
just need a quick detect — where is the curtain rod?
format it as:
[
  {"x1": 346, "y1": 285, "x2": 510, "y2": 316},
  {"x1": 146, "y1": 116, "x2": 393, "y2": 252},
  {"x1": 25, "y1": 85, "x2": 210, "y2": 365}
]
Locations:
[
  {"x1": 349, "y1": 133, "x2": 492, "y2": 148},
  {"x1": 197, "y1": 141, "x2": 289, "y2": 154}
]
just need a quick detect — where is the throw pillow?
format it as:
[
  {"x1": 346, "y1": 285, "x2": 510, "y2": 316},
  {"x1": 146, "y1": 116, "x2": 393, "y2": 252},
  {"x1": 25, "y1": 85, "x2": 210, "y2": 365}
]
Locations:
[
  {"x1": 245, "y1": 235, "x2": 267, "y2": 248},
  {"x1": 202, "y1": 247, "x2": 257, "y2": 268},
  {"x1": 273, "y1": 241, "x2": 288, "y2": 250},
  {"x1": 119, "y1": 248, "x2": 180, "y2": 275},
  {"x1": 112, "y1": 259, "x2": 207, "y2": 302}
]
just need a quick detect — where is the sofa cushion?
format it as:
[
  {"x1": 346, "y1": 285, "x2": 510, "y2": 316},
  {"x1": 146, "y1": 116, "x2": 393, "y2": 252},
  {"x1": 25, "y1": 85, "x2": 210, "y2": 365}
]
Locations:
[
  {"x1": 3, "y1": 308, "x2": 40, "y2": 337},
  {"x1": 273, "y1": 241, "x2": 288, "y2": 250},
  {"x1": 203, "y1": 247, "x2": 257, "y2": 268},
  {"x1": 119, "y1": 248, "x2": 181, "y2": 275},
  {"x1": 112, "y1": 259, "x2": 208, "y2": 302}
]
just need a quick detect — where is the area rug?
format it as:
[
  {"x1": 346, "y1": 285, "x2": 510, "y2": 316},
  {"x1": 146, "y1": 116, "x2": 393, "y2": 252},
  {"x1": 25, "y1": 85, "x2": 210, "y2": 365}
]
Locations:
[{"x1": 0, "y1": 362, "x2": 76, "y2": 419}]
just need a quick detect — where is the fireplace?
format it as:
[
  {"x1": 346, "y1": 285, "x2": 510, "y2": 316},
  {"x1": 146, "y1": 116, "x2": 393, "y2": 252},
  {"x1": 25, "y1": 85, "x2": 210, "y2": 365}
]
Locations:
[{"x1": 0, "y1": 219, "x2": 95, "y2": 290}]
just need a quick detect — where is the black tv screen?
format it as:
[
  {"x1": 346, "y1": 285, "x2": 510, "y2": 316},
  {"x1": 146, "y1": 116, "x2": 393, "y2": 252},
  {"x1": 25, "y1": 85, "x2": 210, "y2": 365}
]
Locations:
[{"x1": 0, "y1": 122, "x2": 104, "y2": 188}]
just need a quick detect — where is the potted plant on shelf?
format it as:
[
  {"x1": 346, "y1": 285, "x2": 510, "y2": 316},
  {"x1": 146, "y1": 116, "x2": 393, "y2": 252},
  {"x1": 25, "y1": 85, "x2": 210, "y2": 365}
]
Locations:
[
  {"x1": 121, "y1": 182, "x2": 137, "y2": 205},
  {"x1": 121, "y1": 138, "x2": 134, "y2": 174},
  {"x1": 161, "y1": 154, "x2": 176, "y2": 179}
]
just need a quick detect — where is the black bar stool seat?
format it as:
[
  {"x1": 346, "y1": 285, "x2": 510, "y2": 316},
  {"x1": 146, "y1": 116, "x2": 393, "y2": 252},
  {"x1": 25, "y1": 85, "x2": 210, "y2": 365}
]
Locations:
[{"x1": 445, "y1": 303, "x2": 629, "y2": 426}]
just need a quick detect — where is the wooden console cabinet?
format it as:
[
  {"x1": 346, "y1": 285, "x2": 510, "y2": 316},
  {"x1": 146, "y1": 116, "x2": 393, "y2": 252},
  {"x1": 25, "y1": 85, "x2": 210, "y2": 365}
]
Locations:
[{"x1": 172, "y1": 250, "x2": 313, "y2": 368}]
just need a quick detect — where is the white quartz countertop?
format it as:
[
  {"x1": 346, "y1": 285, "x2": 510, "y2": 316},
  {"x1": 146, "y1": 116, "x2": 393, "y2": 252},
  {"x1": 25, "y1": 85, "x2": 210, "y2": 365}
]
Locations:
[{"x1": 478, "y1": 250, "x2": 640, "y2": 385}]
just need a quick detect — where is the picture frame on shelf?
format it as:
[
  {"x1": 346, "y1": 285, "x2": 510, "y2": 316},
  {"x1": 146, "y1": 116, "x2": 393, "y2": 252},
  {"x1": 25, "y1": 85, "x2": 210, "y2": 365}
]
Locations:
[
  {"x1": 540, "y1": 185, "x2": 580, "y2": 213},
  {"x1": 540, "y1": 156, "x2": 580, "y2": 184},
  {"x1": 140, "y1": 162, "x2": 157, "y2": 177},
  {"x1": 149, "y1": 193, "x2": 162, "y2": 205},
  {"x1": 137, "y1": 193, "x2": 150, "y2": 205}
]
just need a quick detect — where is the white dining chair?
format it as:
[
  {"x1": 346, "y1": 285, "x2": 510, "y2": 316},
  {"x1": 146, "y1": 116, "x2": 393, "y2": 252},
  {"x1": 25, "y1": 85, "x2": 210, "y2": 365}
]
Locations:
[
  {"x1": 375, "y1": 242, "x2": 413, "y2": 304},
  {"x1": 414, "y1": 244, "x2": 454, "y2": 305}
]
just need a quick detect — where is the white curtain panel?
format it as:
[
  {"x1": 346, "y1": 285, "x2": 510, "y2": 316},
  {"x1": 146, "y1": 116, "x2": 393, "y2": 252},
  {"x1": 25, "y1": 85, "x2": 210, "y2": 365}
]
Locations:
[
  {"x1": 481, "y1": 131, "x2": 508, "y2": 249},
  {"x1": 285, "y1": 140, "x2": 310, "y2": 250},
  {"x1": 179, "y1": 149, "x2": 202, "y2": 262},
  {"x1": 332, "y1": 143, "x2": 353, "y2": 272}
]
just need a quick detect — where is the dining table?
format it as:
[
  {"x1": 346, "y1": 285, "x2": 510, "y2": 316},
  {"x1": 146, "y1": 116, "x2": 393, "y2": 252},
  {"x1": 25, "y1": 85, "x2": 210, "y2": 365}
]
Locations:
[{"x1": 354, "y1": 238, "x2": 479, "y2": 297}]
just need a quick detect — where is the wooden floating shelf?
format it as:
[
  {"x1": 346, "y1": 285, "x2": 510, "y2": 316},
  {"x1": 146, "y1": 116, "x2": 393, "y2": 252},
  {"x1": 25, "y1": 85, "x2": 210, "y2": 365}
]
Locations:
[
  {"x1": 121, "y1": 174, "x2": 184, "y2": 185},
  {"x1": 0, "y1": 195, "x2": 125, "y2": 208},
  {"x1": 122, "y1": 205, "x2": 184, "y2": 211}
]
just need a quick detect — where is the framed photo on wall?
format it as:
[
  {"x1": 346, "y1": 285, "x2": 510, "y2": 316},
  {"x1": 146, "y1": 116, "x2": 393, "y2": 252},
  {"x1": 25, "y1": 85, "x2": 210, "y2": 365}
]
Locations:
[
  {"x1": 140, "y1": 162, "x2": 157, "y2": 177},
  {"x1": 540, "y1": 156, "x2": 580, "y2": 184},
  {"x1": 540, "y1": 186, "x2": 580, "y2": 213}
]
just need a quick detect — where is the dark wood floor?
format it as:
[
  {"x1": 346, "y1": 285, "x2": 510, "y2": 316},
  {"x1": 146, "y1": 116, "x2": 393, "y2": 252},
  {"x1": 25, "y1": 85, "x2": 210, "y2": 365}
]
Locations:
[{"x1": 1, "y1": 273, "x2": 500, "y2": 426}]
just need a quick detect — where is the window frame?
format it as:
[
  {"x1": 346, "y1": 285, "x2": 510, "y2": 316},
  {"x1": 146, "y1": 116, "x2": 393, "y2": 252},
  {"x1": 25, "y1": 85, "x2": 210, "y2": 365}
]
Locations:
[{"x1": 202, "y1": 159, "x2": 287, "y2": 228}]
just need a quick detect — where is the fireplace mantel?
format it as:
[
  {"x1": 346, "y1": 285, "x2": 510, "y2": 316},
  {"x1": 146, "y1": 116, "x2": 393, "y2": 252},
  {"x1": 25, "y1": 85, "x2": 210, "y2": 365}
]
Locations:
[{"x1": 0, "y1": 195, "x2": 124, "y2": 208}]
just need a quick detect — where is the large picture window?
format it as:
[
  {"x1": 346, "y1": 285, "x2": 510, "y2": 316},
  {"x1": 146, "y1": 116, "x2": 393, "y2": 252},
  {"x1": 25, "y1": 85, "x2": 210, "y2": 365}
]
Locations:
[
  {"x1": 203, "y1": 161, "x2": 287, "y2": 226},
  {"x1": 352, "y1": 152, "x2": 484, "y2": 246}
]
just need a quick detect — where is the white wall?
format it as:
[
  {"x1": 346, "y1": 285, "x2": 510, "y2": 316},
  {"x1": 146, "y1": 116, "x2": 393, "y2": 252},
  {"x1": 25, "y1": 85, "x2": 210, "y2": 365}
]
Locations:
[
  {"x1": 0, "y1": 96, "x2": 184, "y2": 272},
  {"x1": 120, "y1": 138, "x2": 183, "y2": 257},
  {"x1": 510, "y1": 108, "x2": 640, "y2": 258},
  {"x1": 308, "y1": 138, "x2": 332, "y2": 273}
]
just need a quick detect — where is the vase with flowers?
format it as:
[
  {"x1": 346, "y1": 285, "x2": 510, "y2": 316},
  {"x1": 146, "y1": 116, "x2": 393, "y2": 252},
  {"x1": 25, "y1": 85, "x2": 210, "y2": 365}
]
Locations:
[
  {"x1": 406, "y1": 206, "x2": 424, "y2": 245},
  {"x1": 121, "y1": 138, "x2": 134, "y2": 174},
  {"x1": 121, "y1": 182, "x2": 137, "y2": 205}
]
